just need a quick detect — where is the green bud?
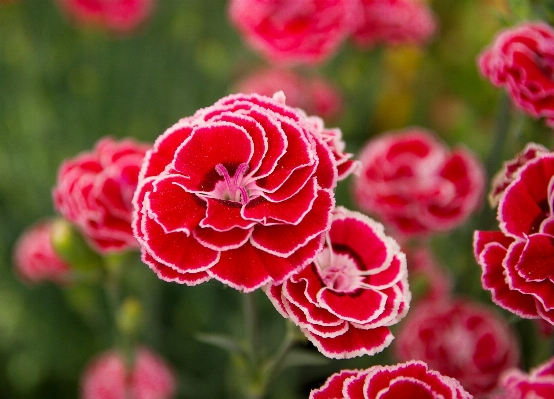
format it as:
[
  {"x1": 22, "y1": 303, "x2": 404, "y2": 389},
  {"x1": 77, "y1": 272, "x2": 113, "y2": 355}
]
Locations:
[
  {"x1": 50, "y1": 219, "x2": 102, "y2": 273},
  {"x1": 117, "y1": 297, "x2": 143, "y2": 337}
]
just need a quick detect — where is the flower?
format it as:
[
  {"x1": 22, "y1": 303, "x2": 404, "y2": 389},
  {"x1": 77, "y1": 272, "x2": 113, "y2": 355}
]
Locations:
[
  {"x1": 53, "y1": 137, "x2": 150, "y2": 253},
  {"x1": 132, "y1": 93, "x2": 337, "y2": 292},
  {"x1": 496, "y1": 357, "x2": 554, "y2": 399},
  {"x1": 81, "y1": 347, "x2": 176, "y2": 399},
  {"x1": 352, "y1": 0, "x2": 437, "y2": 48},
  {"x1": 353, "y1": 128, "x2": 485, "y2": 237},
  {"x1": 479, "y1": 23, "x2": 554, "y2": 128},
  {"x1": 395, "y1": 299, "x2": 520, "y2": 396},
  {"x1": 266, "y1": 207, "x2": 409, "y2": 359},
  {"x1": 56, "y1": 0, "x2": 155, "y2": 33},
  {"x1": 309, "y1": 360, "x2": 473, "y2": 399},
  {"x1": 13, "y1": 220, "x2": 71, "y2": 284},
  {"x1": 235, "y1": 68, "x2": 343, "y2": 119},
  {"x1": 228, "y1": 0, "x2": 357, "y2": 65},
  {"x1": 474, "y1": 151, "x2": 554, "y2": 325}
]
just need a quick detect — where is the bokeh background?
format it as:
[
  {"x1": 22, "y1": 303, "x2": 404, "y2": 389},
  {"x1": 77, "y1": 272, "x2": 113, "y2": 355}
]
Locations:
[{"x1": 1, "y1": 0, "x2": 552, "y2": 398}]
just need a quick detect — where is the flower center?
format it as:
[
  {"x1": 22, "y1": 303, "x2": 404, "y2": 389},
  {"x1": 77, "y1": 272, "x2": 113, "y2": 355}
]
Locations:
[
  {"x1": 317, "y1": 248, "x2": 369, "y2": 293},
  {"x1": 212, "y1": 163, "x2": 255, "y2": 205}
]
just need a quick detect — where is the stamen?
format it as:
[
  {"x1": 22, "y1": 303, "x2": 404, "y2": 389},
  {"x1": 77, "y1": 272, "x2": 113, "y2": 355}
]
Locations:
[
  {"x1": 238, "y1": 186, "x2": 249, "y2": 205},
  {"x1": 215, "y1": 164, "x2": 236, "y2": 195}
]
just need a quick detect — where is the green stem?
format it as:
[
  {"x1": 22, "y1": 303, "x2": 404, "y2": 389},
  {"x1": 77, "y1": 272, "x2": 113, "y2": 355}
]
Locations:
[
  {"x1": 486, "y1": 92, "x2": 511, "y2": 179},
  {"x1": 260, "y1": 321, "x2": 299, "y2": 390},
  {"x1": 242, "y1": 292, "x2": 260, "y2": 368}
]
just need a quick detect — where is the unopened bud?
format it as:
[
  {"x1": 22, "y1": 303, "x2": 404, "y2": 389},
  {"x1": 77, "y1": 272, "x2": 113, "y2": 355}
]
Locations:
[{"x1": 50, "y1": 219, "x2": 102, "y2": 272}]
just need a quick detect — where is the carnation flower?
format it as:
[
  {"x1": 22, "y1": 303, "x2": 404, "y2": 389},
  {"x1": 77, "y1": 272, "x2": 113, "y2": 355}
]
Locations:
[
  {"x1": 474, "y1": 151, "x2": 554, "y2": 325},
  {"x1": 57, "y1": 0, "x2": 155, "y2": 33},
  {"x1": 352, "y1": 0, "x2": 437, "y2": 48},
  {"x1": 133, "y1": 93, "x2": 337, "y2": 292},
  {"x1": 496, "y1": 357, "x2": 554, "y2": 399},
  {"x1": 479, "y1": 22, "x2": 554, "y2": 128},
  {"x1": 228, "y1": 0, "x2": 357, "y2": 65},
  {"x1": 81, "y1": 347, "x2": 176, "y2": 399},
  {"x1": 53, "y1": 137, "x2": 150, "y2": 253},
  {"x1": 235, "y1": 68, "x2": 343, "y2": 119},
  {"x1": 13, "y1": 220, "x2": 71, "y2": 284},
  {"x1": 266, "y1": 207, "x2": 409, "y2": 359},
  {"x1": 310, "y1": 360, "x2": 473, "y2": 399},
  {"x1": 353, "y1": 128, "x2": 485, "y2": 237},
  {"x1": 396, "y1": 299, "x2": 520, "y2": 396}
]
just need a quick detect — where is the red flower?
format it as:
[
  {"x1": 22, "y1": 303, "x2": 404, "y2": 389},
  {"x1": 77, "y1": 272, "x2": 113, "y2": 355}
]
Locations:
[
  {"x1": 496, "y1": 357, "x2": 554, "y2": 399},
  {"x1": 228, "y1": 0, "x2": 357, "y2": 65},
  {"x1": 479, "y1": 23, "x2": 554, "y2": 128},
  {"x1": 395, "y1": 299, "x2": 520, "y2": 396},
  {"x1": 353, "y1": 129, "x2": 485, "y2": 237},
  {"x1": 310, "y1": 360, "x2": 473, "y2": 399},
  {"x1": 53, "y1": 137, "x2": 149, "y2": 253},
  {"x1": 266, "y1": 207, "x2": 409, "y2": 359},
  {"x1": 133, "y1": 93, "x2": 337, "y2": 292},
  {"x1": 81, "y1": 347, "x2": 176, "y2": 399},
  {"x1": 352, "y1": 0, "x2": 437, "y2": 48},
  {"x1": 57, "y1": 0, "x2": 154, "y2": 33},
  {"x1": 235, "y1": 68, "x2": 343, "y2": 119},
  {"x1": 474, "y1": 152, "x2": 554, "y2": 325},
  {"x1": 13, "y1": 220, "x2": 71, "y2": 284}
]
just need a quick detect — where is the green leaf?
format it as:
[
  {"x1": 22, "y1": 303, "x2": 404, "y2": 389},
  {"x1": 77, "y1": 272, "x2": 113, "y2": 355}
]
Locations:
[
  {"x1": 280, "y1": 348, "x2": 330, "y2": 370},
  {"x1": 195, "y1": 333, "x2": 245, "y2": 355}
]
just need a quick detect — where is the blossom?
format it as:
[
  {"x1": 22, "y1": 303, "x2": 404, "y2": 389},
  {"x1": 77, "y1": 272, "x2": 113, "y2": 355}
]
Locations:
[
  {"x1": 81, "y1": 347, "x2": 176, "y2": 399},
  {"x1": 353, "y1": 128, "x2": 485, "y2": 237},
  {"x1": 53, "y1": 137, "x2": 150, "y2": 253},
  {"x1": 474, "y1": 151, "x2": 554, "y2": 325},
  {"x1": 266, "y1": 207, "x2": 409, "y2": 359},
  {"x1": 235, "y1": 68, "x2": 343, "y2": 119},
  {"x1": 352, "y1": 0, "x2": 437, "y2": 48},
  {"x1": 479, "y1": 23, "x2": 554, "y2": 128},
  {"x1": 132, "y1": 93, "x2": 337, "y2": 292},
  {"x1": 496, "y1": 357, "x2": 554, "y2": 399},
  {"x1": 13, "y1": 220, "x2": 71, "y2": 284},
  {"x1": 228, "y1": 0, "x2": 357, "y2": 65},
  {"x1": 395, "y1": 299, "x2": 520, "y2": 396},
  {"x1": 56, "y1": 0, "x2": 155, "y2": 33},
  {"x1": 309, "y1": 360, "x2": 473, "y2": 399}
]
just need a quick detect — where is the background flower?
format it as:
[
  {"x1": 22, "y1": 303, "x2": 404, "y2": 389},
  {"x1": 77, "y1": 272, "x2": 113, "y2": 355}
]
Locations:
[{"x1": 496, "y1": 357, "x2": 554, "y2": 399}]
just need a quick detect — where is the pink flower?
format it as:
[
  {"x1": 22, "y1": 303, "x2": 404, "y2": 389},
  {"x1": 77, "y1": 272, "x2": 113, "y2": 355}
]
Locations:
[
  {"x1": 497, "y1": 357, "x2": 554, "y2": 399},
  {"x1": 235, "y1": 69, "x2": 343, "y2": 119},
  {"x1": 132, "y1": 93, "x2": 337, "y2": 292},
  {"x1": 310, "y1": 360, "x2": 473, "y2": 399},
  {"x1": 13, "y1": 220, "x2": 71, "y2": 284},
  {"x1": 352, "y1": 0, "x2": 437, "y2": 48},
  {"x1": 353, "y1": 128, "x2": 485, "y2": 237},
  {"x1": 228, "y1": 0, "x2": 357, "y2": 65},
  {"x1": 81, "y1": 347, "x2": 176, "y2": 399},
  {"x1": 474, "y1": 151, "x2": 554, "y2": 325},
  {"x1": 57, "y1": 0, "x2": 154, "y2": 33},
  {"x1": 405, "y1": 246, "x2": 452, "y2": 301},
  {"x1": 479, "y1": 23, "x2": 554, "y2": 128},
  {"x1": 395, "y1": 299, "x2": 520, "y2": 396},
  {"x1": 266, "y1": 207, "x2": 409, "y2": 359},
  {"x1": 53, "y1": 137, "x2": 150, "y2": 253}
]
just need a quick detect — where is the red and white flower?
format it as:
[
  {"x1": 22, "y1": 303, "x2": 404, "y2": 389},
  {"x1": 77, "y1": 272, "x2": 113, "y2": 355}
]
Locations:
[
  {"x1": 396, "y1": 299, "x2": 520, "y2": 396},
  {"x1": 57, "y1": 0, "x2": 154, "y2": 33},
  {"x1": 474, "y1": 150, "x2": 554, "y2": 325},
  {"x1": 479, "y1": 23, "x2": 554, "y2": 128},
  {"x1": 353, "y1": 128, "x2": 485, "y2": 237},
  {"x1": 496, "y1": 357, "x2": 554, "y2": 399},
  {"x1": 228, "y1": 0, "x2": 358, "y2": 65},
  {"x1": 266, "y1": 207, "x2": 409, "y2": 359},
  {"x1": 133, "y1": 93, "x2": 337, "y2": 292},
  {"x1": 352, "y1": 0, "x2": 437, "y2": 48},
  {"x1": 81, "y1": 347, "x2": 176, "y2": 399},
  {"x1": 310, "y1": 360, "x2": 473, "y2": 399},
  {"x1": 13, "y1": 220, "x2": 71, "y2": 284},
  {"x1": 53, "y1": 137, "x2": 149, "y2": 253}
]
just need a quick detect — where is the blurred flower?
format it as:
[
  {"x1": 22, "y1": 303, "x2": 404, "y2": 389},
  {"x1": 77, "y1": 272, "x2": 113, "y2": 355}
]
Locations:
[
  {"x1": 13, "y1": 220, "x2": 71, "y2": 284},
  {"x1": 395, "y1": 299, "x2": 520, "y2": 396},
  {"x1": 405, "y1": 245, "x2": 452, "y2": 302},
  {"x1": 57, "y1": 0, "x2": 155, "y2": 34},
  {"x1": 479, "y1": 23, "x2": 554, "y2": 129},
  {"x1": 353, "y1": 128, "x2": 485, "y2": 237},
  {"x1": 352, "y1": 0, "x2": 437, "y2": 48},
  {"x1": 474, "y1": 151, "x2": 554, "y2": 326},
  {"x1": 228, "y1": 0, "x2": 357, "y2": 65},
  {"x1": 266, "y1": 207, "x2": 409, "y2": 359},
  {"x1": 53, "y1": 137, "x2": 150, "y2": 253},
  {"x1": 132, "y1": 93, "x2": 337, "y2": 292},
  {"x1": 81, "y1": 347, "x2": 176, "y2": 399},
  {"x1": 309, "y1": 360, "x2": 473, "y2": 399},
  {"x1": 235, "y1": 68, "x2": 343, "y2": 119},
  {"x1": 494, "y1": 357, "x2": 554, "y2": 399}
]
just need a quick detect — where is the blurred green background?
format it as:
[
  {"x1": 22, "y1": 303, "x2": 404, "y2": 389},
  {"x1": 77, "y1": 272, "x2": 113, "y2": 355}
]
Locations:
[{"x1": 1, "y1": 0, "x2": 553, "y2": 398}]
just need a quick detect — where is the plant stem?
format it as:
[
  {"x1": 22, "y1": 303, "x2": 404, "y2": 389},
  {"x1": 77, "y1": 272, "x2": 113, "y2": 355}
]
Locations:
[
  {"x1": 486, "y1": 92, "x2": 511, "y2": 179},
  {"x1": 242, "y1": 292, "x2": 260, "y2": 367}
]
